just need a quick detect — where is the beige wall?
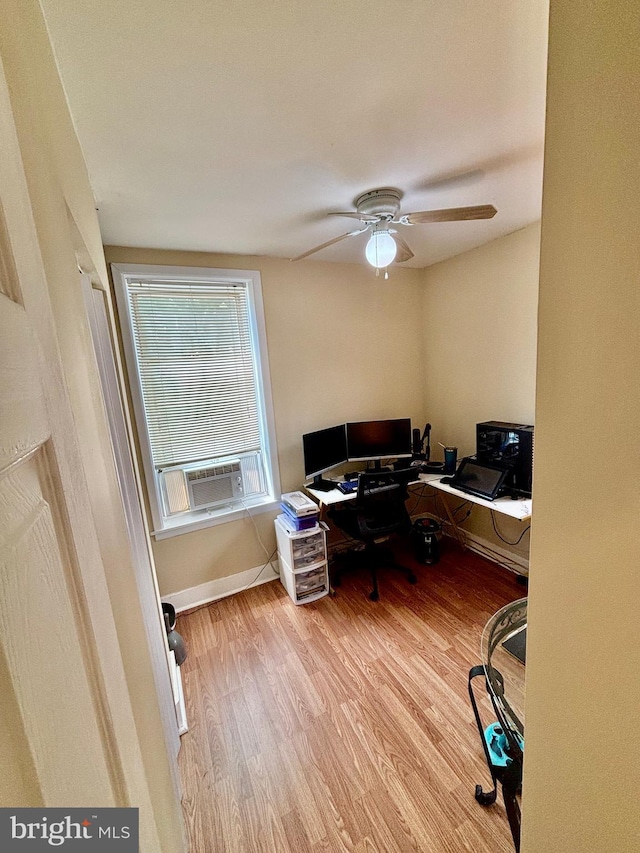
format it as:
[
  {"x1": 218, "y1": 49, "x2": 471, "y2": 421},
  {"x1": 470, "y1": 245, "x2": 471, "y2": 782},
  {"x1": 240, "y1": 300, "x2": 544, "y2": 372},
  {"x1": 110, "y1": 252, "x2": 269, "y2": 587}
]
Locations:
[
  {"x1": 0, "y1": 2, "x2": 184, "y2": 848},
  {"x1": 108, "y1": 228, "x2": 540, "y2": 595},
  {"x1": 11, "y1": 1, "x2": 638, "y2": 847},
  {"x1": 105, "y1": 246, "x2": 427, "y2": 594},
  {"x1": 522, "y1": 1, "x2": 640, "y2": 850},
  {"x1": 421, "y1": 223, "x2": 540, "y2": 563}
]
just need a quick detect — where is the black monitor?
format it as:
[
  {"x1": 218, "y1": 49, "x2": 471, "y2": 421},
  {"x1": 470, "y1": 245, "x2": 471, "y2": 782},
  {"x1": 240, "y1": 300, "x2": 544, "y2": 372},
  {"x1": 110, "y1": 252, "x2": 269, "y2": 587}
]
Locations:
[
  {"x1": 346, "y1": 418, "x2": 412, "y2": 469},
  {"x1": 303, "y1": 424, "x2": 348, "y2": 491}
]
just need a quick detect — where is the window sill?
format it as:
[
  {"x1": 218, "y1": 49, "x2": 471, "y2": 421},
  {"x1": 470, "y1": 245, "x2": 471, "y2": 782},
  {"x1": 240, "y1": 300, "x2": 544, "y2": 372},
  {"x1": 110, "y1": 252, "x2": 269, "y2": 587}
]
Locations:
[{"x1": 151, "y1": 496, "x2": 281, "y2": 540}]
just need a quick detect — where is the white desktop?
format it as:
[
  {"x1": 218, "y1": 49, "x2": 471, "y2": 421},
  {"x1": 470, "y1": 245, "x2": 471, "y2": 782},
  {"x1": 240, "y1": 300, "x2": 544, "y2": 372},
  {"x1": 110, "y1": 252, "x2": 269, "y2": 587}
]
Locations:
[{"x1": 306, "y1": 472, "x2": 532, "y2": 522}]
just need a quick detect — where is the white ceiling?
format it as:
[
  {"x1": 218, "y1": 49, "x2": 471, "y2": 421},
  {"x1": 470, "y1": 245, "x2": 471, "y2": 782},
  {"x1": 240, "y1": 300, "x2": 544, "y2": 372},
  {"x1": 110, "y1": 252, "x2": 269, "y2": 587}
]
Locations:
[{"x1": 41, "y1": 0, "x2": 549, "y2": 269}]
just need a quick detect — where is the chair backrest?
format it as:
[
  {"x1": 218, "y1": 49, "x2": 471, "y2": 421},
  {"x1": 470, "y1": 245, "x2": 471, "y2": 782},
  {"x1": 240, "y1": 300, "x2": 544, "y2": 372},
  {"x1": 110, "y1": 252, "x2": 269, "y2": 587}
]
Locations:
[{"x1": 354, "y1": 470, "x2": 412, "y2": 539}]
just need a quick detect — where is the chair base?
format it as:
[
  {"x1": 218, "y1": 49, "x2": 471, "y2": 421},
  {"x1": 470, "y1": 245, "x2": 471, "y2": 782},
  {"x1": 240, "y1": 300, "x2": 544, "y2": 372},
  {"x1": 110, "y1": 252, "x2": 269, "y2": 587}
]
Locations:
[{"x1": 331, "y1": 540, "x2": 416, "y2": 601}]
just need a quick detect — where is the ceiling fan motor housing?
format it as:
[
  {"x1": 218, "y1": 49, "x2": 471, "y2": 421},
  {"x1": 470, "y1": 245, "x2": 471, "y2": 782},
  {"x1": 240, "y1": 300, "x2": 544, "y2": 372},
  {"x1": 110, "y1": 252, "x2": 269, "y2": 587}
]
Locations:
[{"x1": 355, "y1": 187, "x2": 402, "y2": 219}]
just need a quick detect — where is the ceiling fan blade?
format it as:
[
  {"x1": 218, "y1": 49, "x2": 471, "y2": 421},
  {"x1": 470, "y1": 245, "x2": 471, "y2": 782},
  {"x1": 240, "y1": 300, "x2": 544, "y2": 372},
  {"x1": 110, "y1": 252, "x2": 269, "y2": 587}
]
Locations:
[
  {"x1": 393, "y1": 234, "x2": 414, "y2": 263},
  {"x1": 403, "y1": 204, "x2": 497, "y2": 224},
  {"x1": 328, "y1": 211, "x2": 379, "y2": 223},
  {"x1": 290, "y1": 226, "x2": 370, "y2": 261}
]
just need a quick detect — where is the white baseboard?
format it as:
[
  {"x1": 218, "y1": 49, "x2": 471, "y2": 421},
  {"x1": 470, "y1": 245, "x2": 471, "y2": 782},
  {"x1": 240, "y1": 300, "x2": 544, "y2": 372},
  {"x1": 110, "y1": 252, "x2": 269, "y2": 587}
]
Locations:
[
  {"x1": 164, "y1": 520, "x2": 527, "y2": 614},
  {"x1": 453, "y1": 530, "x2": 529, "y2": 576},
  {"x1": 163, "y1": 561, "x2": 279, "y2": 613}
]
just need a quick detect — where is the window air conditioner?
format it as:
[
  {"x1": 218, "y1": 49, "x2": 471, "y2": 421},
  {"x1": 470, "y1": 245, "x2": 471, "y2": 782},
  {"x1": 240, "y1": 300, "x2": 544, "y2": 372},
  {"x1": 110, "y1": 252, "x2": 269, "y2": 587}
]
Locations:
[
  {"x1": 185, "y1": 460, "x2": 244, "y2": 510},
  {"x1": 160, "y1": 455, "x2": 264, "y2": 516}
]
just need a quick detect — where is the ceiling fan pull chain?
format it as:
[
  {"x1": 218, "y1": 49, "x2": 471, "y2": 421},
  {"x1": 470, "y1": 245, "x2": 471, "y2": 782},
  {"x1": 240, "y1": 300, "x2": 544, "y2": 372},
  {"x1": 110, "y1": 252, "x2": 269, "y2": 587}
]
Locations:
[{"x1": 384, "y1": 269, "x2": 389, "y2": 280}]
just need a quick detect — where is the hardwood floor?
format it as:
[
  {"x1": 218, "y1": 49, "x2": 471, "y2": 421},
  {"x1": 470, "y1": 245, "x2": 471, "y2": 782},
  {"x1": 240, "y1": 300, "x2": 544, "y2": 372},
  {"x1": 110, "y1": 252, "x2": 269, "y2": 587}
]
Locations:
[{"x1": 177, "y1": 539, "x2": 525, "y2": 852}]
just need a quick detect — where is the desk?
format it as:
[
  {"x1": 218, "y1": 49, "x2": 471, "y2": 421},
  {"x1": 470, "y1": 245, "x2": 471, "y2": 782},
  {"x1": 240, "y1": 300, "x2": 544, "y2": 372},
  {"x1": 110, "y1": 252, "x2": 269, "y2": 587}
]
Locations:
[
  {"x1": 306, "y1": 473, "x2": 532, "y2": 546},
  {"x1": 306, "y1": 471, "x2": 441, "y2": 507},
  {"x1": 426, "y1": 477, "x2": 531, "y2": 550},
  {"x1": 427, "y1": 478, "x2": 531, "y2": 521}
]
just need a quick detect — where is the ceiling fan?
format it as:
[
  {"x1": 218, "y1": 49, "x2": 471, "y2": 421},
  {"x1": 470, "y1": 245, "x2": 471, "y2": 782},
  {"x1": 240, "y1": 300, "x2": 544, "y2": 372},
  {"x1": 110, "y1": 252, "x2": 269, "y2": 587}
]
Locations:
[{"x1": 291, "y1": 187, "x2": 497, "y2": 270}]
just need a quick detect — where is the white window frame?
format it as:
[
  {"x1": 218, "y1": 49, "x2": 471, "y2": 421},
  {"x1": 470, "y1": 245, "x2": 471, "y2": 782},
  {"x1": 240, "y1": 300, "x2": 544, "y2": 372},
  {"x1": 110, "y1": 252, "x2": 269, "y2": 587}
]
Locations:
[{"x1": 111, "y1": 263, "x2": 281, "y2": 539}]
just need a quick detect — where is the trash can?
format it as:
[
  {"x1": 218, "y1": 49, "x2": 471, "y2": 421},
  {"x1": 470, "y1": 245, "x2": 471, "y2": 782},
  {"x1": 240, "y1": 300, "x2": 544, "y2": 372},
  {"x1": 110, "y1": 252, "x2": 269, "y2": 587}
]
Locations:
[
  {"x1": 162, "y1": 602, "x2": 187, "y2": 665},
  {"x1": 412, "y1": 517, "x2": 440, "y2": 565}
]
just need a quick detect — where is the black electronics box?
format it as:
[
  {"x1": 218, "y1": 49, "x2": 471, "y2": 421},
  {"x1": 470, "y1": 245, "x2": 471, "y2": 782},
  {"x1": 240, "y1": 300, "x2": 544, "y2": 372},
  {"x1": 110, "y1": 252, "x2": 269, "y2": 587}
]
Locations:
[{"x1": 476, "y1": 421, "x2": 534, "y2": 497}]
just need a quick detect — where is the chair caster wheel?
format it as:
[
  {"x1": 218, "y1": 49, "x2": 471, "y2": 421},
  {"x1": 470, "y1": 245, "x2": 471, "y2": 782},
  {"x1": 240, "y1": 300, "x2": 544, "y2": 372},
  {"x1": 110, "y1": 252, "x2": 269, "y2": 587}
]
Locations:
[
  {"x1": 369, "y1": 590, "x2": 379, "y2": 601},
  {"x1": 408, "y1": 573, "x2": 417, "y2": 584}
]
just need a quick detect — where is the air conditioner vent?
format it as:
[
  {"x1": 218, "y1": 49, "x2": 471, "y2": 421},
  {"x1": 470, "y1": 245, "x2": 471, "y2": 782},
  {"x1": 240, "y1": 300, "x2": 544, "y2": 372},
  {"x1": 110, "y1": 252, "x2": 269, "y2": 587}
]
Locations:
[{"x1": 186, "y1": 461, "x2": 241, "y2": 483}]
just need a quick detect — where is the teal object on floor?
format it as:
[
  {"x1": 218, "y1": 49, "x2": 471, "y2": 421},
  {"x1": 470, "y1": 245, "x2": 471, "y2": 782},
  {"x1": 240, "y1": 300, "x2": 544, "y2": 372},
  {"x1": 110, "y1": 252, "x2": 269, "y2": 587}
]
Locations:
[{"x1": 484, "y1": 722, "x2": 523, "y2": 768}]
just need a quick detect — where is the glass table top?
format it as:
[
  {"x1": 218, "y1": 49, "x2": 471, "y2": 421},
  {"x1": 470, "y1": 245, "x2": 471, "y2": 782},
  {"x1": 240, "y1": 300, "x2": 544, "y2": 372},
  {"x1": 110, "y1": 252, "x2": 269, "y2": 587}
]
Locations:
[{"x1": 481, "y1": 597, "x2": 527, "y2": 739}]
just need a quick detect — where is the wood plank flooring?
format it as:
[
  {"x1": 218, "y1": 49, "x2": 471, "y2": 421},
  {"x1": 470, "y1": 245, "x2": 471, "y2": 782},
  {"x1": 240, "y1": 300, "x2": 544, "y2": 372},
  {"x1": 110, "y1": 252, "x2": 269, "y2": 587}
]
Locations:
[{"x1": 177, "y1": 539, "x2": 525, "y2": 852}]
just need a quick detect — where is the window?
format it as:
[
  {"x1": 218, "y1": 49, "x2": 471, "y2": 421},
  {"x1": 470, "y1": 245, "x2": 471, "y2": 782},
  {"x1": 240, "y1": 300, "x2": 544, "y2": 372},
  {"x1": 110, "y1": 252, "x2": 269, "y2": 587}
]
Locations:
[{"x1": 112, "y1": 264, "x2": 280, "y2": 537}]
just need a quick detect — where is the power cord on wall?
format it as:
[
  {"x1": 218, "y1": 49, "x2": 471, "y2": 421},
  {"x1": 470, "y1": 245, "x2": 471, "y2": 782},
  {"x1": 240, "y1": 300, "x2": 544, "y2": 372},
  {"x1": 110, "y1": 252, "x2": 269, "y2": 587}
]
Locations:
[
  {"x1": 238, "y1": 498, "x2": 281, "y2": 587},
  {"x1": 240, "y1": 498, "x2": 274, "y2": 559},
  {"x1": 407, "y1": 482, "x2": 440, "y2": 515},
  {"x1": 490, "y1": 510, "x2": 531, "y2": 546},
  {"x1": 179, "y1": 546, "x2": 278, "y2": 618},
  {"x1": 178, "y1": 501, "x2": 279, "y2": 619},
  {"x1": 240, "y1": 546, "x2": 278, "y2": 590},
  {"x1": 451, "y1": 498, "x2": 473, "y2": 518}
]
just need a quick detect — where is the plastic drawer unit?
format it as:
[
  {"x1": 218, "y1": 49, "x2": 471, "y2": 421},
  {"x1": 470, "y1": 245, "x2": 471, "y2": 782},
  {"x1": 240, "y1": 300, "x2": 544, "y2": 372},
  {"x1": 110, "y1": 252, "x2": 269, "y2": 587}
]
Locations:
[{"x1": 275, "y1": 514, "x2": 329, "y2": 604}]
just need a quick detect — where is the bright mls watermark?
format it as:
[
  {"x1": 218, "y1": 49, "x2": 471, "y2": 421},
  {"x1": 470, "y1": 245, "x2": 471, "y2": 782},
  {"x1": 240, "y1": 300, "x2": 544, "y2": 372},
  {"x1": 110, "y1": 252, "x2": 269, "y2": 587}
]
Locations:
[{"x1": 0, "y1": 808, "x2": 138, "y2": 850}]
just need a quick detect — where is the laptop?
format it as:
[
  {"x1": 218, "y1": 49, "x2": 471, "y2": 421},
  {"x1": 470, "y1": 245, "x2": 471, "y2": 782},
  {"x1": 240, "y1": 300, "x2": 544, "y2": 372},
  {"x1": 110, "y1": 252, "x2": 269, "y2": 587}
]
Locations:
[{"x1": 448, "y1": 457, "x2": 510, "y2": 501}]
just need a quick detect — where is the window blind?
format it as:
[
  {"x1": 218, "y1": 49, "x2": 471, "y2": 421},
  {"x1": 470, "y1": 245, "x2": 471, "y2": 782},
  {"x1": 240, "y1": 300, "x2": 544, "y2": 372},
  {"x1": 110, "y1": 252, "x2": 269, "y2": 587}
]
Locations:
[{"x1": 127, "y1": 281, "x2": 261, "y2": 469}]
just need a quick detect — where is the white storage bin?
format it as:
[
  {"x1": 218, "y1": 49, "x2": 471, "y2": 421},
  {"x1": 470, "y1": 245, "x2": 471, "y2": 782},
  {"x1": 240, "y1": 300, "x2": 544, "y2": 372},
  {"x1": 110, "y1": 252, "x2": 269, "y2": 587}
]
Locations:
[
  {"x1": 275, "y1": 515, "x2": 329, "y2": 604},
  {"x1": 279, "y1": 554, "x2": 329, "y2": 605},
  {"x1": 275, "y1": 515, "x2": 326, "y2": 571}
]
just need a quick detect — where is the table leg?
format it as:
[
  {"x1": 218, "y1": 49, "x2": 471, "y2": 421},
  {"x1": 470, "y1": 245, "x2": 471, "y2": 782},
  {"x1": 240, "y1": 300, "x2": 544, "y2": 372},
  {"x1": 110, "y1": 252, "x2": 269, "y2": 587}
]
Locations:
[{"x1": 502, "y1": 759, "x2": 522, "y2": 853}]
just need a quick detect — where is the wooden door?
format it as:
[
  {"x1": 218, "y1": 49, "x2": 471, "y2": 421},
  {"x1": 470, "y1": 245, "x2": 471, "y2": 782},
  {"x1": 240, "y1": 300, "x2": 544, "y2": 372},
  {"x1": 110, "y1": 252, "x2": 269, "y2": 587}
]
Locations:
[
  {"x1": 0, "y1": 49, "x2": 155, "y2": 821},
  {"x1": 81, "y1": 275, "x2": 183, "y2": 779}
]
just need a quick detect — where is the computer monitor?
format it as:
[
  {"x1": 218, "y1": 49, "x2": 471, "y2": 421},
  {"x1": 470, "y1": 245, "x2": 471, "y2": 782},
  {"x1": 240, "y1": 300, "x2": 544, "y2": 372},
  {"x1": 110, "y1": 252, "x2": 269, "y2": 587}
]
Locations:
[
  {"x1": 302, "y1": 424, "x2": 348, "y2": 491},
  {"x1": 346, "y1": 418, "x2": 412, "y2": 469}
]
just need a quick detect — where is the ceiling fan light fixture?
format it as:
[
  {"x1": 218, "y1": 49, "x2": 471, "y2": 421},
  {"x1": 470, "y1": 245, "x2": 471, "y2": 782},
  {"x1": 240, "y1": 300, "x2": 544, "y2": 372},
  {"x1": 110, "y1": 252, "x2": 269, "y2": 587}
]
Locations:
[{"x1": 365, "y1": 227, "x2": 397, "y2": 268}]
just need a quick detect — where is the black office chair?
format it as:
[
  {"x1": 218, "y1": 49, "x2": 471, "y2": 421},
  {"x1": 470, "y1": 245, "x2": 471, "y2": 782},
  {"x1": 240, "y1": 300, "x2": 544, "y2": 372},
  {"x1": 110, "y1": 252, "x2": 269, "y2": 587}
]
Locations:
[{"x1": 329, "y1": 469, "x2": 417, "y2": 601}]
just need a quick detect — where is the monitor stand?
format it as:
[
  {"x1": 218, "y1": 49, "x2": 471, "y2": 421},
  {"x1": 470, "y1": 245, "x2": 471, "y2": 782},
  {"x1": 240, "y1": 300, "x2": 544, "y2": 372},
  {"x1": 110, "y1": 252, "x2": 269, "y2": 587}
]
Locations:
[
  {"x1": 369, "y1": 460, "x2": 390, "y2": 473},
  {"x1": 310, "y1": 474, "x2": 337, "y2": 492}
]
